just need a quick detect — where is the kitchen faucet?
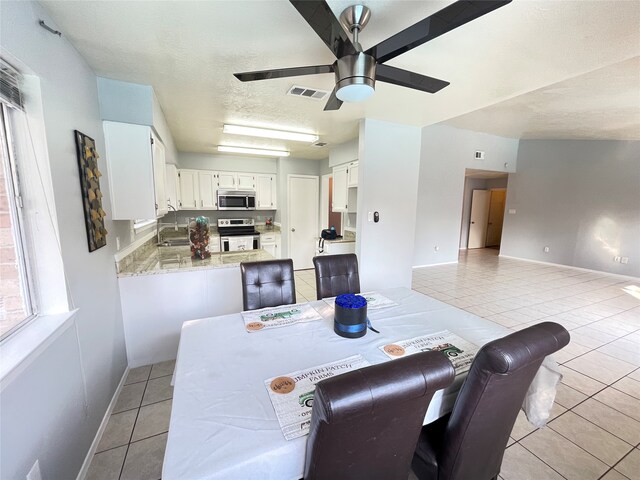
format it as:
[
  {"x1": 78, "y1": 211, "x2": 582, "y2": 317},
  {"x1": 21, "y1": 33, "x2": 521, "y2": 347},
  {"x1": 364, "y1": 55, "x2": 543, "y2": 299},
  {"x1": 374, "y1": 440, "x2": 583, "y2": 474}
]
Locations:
[{"x1": 167, "y1": 204, "x2": 178, "y2": 231}]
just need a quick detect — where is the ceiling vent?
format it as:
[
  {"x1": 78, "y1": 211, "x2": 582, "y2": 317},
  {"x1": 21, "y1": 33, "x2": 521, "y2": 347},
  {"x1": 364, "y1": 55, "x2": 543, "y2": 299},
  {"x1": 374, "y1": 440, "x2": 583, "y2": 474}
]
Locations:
[
  {"x1": 312, "y1": 141, "x2": 328, "y2": 147},
  {"x1": 287, "y1": 85, "x2": 329, "y2": 100}
]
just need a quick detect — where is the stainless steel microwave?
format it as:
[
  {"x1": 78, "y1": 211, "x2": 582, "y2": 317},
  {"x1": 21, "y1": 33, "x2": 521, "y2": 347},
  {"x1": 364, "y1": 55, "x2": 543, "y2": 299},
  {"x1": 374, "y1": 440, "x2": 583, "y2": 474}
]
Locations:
[{"x1": 217, "y1": 190, "x2": 256, "y2": 210}]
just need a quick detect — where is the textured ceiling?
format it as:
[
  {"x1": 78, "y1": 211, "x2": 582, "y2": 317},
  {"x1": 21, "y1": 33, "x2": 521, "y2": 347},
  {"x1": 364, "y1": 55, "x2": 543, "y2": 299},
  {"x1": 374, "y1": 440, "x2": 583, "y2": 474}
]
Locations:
[{"x1": 40, "y1": 0, "x2": 640, "y2": 158}]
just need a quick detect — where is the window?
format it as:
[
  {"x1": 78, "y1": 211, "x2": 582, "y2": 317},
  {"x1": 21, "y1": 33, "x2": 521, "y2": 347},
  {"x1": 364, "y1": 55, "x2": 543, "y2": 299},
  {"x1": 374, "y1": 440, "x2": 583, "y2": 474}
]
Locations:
[{"x1": 0, "y1": 101, "x2": 35, "y2": 339}]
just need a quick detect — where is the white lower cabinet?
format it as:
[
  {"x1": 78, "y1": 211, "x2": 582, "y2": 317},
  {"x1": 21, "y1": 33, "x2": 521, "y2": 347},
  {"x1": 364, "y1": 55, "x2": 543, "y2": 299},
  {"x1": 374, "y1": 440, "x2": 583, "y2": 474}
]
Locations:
[{"x1": 261, "y1": 232, "x2": 280, "y2": 258}]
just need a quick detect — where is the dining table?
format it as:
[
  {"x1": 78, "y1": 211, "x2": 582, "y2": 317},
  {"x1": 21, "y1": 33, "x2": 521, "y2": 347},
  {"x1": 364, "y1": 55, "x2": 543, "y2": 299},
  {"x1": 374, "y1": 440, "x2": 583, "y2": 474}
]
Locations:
[{"x1": 162, "y1": 287, "x2": 512, "y2": 480}]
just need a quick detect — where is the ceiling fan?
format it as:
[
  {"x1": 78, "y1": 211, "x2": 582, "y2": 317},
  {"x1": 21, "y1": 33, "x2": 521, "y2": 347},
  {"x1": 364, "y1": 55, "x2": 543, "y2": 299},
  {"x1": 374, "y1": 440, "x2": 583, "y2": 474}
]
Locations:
[{"x1": 234, "y1": 0, "x2": 512, "y2": 111}]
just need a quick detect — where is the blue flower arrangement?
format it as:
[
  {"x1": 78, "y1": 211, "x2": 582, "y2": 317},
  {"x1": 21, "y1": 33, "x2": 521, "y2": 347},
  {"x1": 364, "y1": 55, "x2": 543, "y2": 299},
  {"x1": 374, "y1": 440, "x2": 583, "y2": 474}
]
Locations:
[{"x1": 335, "y1": 293, "x2": 367, "y2": 309}]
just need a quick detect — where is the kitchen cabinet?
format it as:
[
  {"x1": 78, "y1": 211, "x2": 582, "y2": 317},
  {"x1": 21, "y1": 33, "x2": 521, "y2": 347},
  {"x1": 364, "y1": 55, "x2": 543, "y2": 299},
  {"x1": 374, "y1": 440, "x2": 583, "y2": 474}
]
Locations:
[
  {"x1": 217, "y1": 172, "x2": 237, "y2": 190},
  {"x1": 198, "y1": 171, "x2": 218, "y2": 209},
  {"x1": 237, "y1": 173, "x2": 256, "y2": 190},
  {"x1": 165, "y1": 164, "x2": 179, "y2": 210},
  {"x1": 103, "y1": 121, "x2": 167, "y2": 219},
  {"x1": 332, "y1": 164, "x2": 348, "y2": 213},
  {"x1": 347, "y1": 161, "x2": 359, "y2": 187},
  {"x1": 256, "y1": 174, "x2": 277, "y2": 210},
  {"x1": 261, "y1": 232, "x2": 280, "y2": 258},
  {"x1": 152, "y1": 138, "x2": 168, "y2": 217},
  {"x1": 178, "y1": 169, "x2": 199, "y2": 209}
]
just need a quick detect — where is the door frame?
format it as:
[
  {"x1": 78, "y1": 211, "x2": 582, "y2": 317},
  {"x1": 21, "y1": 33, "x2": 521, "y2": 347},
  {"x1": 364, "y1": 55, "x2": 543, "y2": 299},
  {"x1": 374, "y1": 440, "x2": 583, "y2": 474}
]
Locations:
[
  {"x1": 320, "y1": 174, "x2": 330, "y2": 233},
  {"x1": 287, "y1": 174, "x2": 319, "y2": 268}
]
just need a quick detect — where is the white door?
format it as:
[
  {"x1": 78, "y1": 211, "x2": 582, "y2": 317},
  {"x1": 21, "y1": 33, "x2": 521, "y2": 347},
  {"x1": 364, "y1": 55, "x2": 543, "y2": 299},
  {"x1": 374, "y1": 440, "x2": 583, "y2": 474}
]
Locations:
[
  {"x1": 198, "y1": 171, "x2": 217, "y2": 209},
  {"x1": 288, "y1": 175, "x2": 319, "y2": 270},
  {"x1": 468, "y1": 190, "x2": 491, "y2": 249}
]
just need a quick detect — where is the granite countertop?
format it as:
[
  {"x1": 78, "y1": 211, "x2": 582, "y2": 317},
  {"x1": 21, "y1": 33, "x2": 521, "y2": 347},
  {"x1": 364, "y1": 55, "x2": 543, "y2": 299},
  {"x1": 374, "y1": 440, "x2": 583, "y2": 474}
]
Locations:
[
  {"x1": 117, "y1": 246, "x2": 275, "y2": 277},
  {"x1": 321, "y1": 230, "x2": 356, "y2": 243},
  {"x1": 255, "y1": 225, "x2": 281, "y2": 234}
]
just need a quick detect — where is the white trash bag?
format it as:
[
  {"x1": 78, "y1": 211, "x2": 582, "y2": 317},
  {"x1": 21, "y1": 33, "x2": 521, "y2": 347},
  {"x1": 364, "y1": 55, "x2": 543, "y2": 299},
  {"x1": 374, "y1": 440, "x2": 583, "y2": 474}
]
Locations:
[{"x1": 522, "y1": 355, "x2": 562, "y2": 428}]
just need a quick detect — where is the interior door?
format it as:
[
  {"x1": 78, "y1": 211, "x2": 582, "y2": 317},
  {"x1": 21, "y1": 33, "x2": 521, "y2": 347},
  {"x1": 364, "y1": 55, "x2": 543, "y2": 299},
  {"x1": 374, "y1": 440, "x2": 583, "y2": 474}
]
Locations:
[
  {"x1": 485, "y1": 190, "x2": 507, "y2": 247},
  {"x1": 288, "y1": 175, "x2": 319, "y2": 270},
  {"x1": 468, "y1": 190, "x2": 491, "y2": 249}
]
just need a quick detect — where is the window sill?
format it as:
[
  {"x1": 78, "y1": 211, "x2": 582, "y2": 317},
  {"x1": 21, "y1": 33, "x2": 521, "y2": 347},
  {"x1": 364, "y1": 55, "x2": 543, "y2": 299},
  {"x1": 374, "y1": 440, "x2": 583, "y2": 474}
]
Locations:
[{"x1": 0, "y1": 309, "x2": 79, "y2": 388}]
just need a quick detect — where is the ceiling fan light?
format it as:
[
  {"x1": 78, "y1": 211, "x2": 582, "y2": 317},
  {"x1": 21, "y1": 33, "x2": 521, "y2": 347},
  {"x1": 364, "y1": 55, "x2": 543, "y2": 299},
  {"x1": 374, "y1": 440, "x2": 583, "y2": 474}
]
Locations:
[{"x1": 336, "y1": 82, "x2": 375, "y2": 102}]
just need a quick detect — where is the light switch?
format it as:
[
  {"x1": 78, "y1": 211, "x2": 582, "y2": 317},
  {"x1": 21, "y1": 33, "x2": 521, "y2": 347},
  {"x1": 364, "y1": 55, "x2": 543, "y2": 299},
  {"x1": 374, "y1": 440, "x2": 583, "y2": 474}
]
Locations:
[{"x1": 508, "y1": 209, "x2": 516, "y2": 214}]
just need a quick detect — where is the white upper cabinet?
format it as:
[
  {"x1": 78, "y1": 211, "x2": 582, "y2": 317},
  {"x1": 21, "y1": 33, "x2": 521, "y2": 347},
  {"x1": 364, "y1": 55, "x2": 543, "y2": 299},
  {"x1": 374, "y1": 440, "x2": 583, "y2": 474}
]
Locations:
[
  {"x1": 178, "y1": 169, "x2": 199, "y2": 209},
  {"x1": 237, "y1": 173, "x2": 256, "y2": 190},
  {"x1": 217, "y1": 172, "x2": 237, "y2": 190},
  {"x1": 198, "y1": 171, "x2": 218, "y2": 209},
  {"x1": 347, "y1": 161, "x2": 359, "y2": 187},
  {"x1": 165, "y1": 164, "x2": 179, "y2": 210},
  {"x1": 103, "y1": 121, "x2": 167, "y2": 219},
  {"x1": 256, "y1": 174, "x2": 277, "y2": 210},
  {"x1": 332, "y1": 164, "x2": 348, "y2": 213},
  {"x1": 152, "y1": 134, "x2": 167, "y2": 217}
]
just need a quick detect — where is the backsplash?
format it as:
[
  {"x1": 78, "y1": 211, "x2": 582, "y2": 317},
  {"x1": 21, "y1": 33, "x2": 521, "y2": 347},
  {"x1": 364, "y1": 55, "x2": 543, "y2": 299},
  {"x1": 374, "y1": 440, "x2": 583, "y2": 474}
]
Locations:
[
  {"x1": 116, "y1": 234, "x2": 159, "y2": 274},
  {"x1": 160, "y1": 209, "x2": 276, "y2": 227}
]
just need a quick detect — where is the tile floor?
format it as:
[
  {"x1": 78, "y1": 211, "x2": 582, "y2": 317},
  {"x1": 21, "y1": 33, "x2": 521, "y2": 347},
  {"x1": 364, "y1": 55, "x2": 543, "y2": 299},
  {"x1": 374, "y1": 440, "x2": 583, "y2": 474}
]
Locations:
[
  {"x1": 87, "y1": 249, "x2": 640, "y2": 479},
  {"x1": 86, "y1": 360, "x2": 175, "y2": 480}
]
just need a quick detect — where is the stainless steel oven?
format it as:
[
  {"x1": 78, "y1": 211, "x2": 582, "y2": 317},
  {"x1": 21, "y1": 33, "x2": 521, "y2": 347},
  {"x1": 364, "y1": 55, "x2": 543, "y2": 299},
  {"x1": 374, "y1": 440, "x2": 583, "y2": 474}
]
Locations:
[
  {"x1": 218, "y1": 218, "x2": 260, "y2": 252},
  {"x1": 217, "y1": 190, "x2": 256, "y2": 211}
]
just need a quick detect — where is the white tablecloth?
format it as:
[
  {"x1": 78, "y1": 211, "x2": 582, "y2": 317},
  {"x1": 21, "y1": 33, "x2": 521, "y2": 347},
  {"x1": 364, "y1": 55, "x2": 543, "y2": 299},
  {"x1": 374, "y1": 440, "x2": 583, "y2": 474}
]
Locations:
[{"x1": 163, "y1": 288, "x2": 510, "y2": 480}]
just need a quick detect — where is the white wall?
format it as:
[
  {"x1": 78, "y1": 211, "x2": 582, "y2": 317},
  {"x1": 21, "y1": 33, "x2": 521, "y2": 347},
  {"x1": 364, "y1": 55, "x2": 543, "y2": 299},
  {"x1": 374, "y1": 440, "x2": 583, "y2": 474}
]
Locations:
[
  {"x1": 356, "y1": 119, "x2": 422, "y2": 290},
  {"x1": 178, "y1": 151, "x2": 277, "y2": 173},
  {"x1": 501, "y1": 139, "x2": 640, "y2": 276},
  {"x1": 414, "y1": 125, "x2": 518, "y2": 266},
  {"x1": 0, "y1": 3, "x2": 127, "y2": 479},
  {"x1": 329, "y1": 138, "x2": 358, "y2": 167}
]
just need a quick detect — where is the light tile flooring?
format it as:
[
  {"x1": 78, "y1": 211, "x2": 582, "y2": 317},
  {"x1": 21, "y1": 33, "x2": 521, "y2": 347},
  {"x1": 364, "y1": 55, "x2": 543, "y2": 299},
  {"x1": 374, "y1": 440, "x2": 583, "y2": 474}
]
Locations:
[
  {"x1": 88, "y1": 250, "x2": 640, "y2": 479},
  {"x1": 86, "y1": 360, "x2": 175, "y2": 480}
]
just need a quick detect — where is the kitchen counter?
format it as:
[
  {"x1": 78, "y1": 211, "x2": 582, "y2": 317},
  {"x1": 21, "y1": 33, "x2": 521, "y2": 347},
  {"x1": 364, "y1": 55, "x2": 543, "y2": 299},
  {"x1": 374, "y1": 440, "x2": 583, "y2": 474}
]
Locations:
[
  {"x1": 255, "y1": 225, "x2": 281, "y2": 234},
  {"x1": 320, "y1": 229, "x2": 356, "y2": 244},
  {"x1": 117, "y1": 246, "x2": 274, "y2": 277}
]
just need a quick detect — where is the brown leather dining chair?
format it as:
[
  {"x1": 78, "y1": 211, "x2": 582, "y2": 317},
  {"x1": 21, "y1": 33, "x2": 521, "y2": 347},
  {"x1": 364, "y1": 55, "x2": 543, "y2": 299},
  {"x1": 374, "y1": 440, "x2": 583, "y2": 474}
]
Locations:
[
  {"x1": 411, "y1": 321, "x2": 570, "y2": 480},
  {"x1": 304, "y1": 351, "x2": 455, "y2": 480},
  {"x1": 240, "y1": 259, "x2": 296, "y2": 311},
  {"x1": 312, "y1": 253, "x2": 360, "y2": 300}
]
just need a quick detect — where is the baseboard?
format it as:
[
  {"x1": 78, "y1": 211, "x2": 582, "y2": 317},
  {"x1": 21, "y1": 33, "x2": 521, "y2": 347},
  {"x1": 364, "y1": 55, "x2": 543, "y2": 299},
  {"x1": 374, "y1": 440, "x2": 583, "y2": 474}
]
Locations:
[
  {"x1": 498, "y1": 254, "x2": 640, "y2": 281},
  {"x1": 76, "y1": 366, "x2": 129, "y2": 480},
  {"x1": 412, "y1": 261, "x2": 458, "y2": 269}
]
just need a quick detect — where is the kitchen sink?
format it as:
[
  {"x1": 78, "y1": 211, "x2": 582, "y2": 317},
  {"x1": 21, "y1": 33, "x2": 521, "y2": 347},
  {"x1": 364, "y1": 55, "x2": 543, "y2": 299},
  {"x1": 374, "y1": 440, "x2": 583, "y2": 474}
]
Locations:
[{"x1": 158, "y1": 238, "x2": 190, "y2": 247}]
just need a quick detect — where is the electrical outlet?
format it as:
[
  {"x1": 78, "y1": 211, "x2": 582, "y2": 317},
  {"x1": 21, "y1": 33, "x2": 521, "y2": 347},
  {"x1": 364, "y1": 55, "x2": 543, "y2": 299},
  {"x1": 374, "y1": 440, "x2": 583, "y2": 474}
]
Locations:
[
  {"x1": 434, "y1": 246, "x2": 439, "y2": 252},
  {"x1": 508, "y1": 209, "x2": 516, "y2": 214},
  {"x1": 543, "y1": 246, "x2": 550, "y2": 253},
  {"x1": 621, "y1": 257, "x2": 629, "y2": 264},
  {"x1": 27, "y1": 460, "x2": 42, "y2": 480},
  {"x1": 614, "y1": 256, "x2": 621, "y2": 263},
  {"x1": 474, "y1": 150, "x2": 485, "y2": 160}
]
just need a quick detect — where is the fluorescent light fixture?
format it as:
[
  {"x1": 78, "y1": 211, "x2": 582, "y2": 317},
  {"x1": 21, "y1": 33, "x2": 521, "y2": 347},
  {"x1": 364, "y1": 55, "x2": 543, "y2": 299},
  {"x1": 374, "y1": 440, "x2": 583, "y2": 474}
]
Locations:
[
  {"x1": 223, "y1": 124, "x2": 319, "y2": 143},
  {"x1": 217, "y1": 145, "x2": 290, "y2": 157}
]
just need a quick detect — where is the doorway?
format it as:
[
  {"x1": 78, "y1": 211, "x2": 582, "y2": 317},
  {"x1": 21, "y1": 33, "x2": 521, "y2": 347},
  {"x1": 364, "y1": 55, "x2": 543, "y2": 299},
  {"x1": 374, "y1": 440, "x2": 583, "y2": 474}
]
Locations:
[
  {"x1": 460, "y1": 169, "x2": 508, "y2": 251},
  {"x1": 288, "y1": 174, "x2": 319, "y2": 270},
  {"x1": 320, "y1": 174, "x2": 342, "y2": 233}
]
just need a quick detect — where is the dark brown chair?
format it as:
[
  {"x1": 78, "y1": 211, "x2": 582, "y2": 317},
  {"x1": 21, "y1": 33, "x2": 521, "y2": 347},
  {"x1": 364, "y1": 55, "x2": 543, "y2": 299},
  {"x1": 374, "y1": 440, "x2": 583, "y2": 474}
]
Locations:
[
  {"x1": 304, "y1": 351, "x2": 455, "y2": 480},
  {"x1": 240, "y1": 259, "x2": 296, "y2": 311},
  {"x1": 312, "y1": 253, "x2": 360, "y2": 300},
  {"x1": 412, "y1": 322, "x2": 570, "y2": 480}
]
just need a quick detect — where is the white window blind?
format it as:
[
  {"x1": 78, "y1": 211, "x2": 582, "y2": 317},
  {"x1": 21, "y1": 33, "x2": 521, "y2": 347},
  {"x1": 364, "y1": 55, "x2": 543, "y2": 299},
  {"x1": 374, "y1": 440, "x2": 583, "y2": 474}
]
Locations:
[{"x1": 0, "y1": 59, "x2": 24, "y2": 111}]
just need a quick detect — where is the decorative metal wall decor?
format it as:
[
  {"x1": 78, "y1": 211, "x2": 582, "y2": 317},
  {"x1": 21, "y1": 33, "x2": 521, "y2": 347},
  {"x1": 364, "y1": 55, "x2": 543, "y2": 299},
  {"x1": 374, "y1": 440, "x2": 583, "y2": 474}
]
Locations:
[{"x1": 74, "y1": 130, "x2": 107, "y2": 252}]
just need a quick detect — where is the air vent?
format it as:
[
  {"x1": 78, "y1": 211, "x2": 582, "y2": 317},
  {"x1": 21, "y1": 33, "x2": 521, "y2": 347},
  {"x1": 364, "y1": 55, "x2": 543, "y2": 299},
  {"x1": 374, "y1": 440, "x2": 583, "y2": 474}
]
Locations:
[
  {"x1": 287, "y1": 85, "x2": 329, "y2": 100},
  {"x1": 312, "y1": 141, "x2": 328, "y2": 147}
]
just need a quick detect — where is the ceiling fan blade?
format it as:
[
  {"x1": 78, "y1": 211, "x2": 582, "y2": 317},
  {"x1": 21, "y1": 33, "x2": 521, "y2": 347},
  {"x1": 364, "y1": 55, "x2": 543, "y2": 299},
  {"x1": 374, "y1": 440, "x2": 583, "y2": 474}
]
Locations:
[
  {"x1": 366, "y1": 0, "x2": 512, "y2": 64},
  {"x1": 376, "y1": 64, "x2": 450, "y2": 94},
  {"x1": 323, "y1": 87, "x2": 343, "y2": 111},
  {"x1": 234, "y1": 64, "x2": 334, "y2": 82},
  {"x1": 290, "y1": 0, "x2": 357, "y2": 58}
]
